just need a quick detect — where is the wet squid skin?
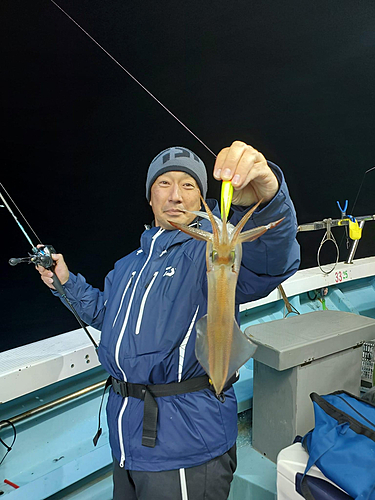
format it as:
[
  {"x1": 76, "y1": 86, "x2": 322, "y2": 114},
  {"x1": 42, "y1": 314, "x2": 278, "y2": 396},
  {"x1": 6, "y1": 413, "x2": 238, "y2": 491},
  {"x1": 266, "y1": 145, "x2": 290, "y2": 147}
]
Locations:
[
  {"x1": 169, "y1": 198, "x2": 283, "y2": 395},
  {"x1": 205, "y1": 246, "x2": 239, "y2": 394}
]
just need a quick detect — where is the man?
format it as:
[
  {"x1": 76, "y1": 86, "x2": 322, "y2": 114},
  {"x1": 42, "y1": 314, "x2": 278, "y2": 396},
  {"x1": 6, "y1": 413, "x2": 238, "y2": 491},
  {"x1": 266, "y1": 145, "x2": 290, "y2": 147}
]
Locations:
[{"x1": 37, "y1": 141, "x2": 300, "y2": 499}]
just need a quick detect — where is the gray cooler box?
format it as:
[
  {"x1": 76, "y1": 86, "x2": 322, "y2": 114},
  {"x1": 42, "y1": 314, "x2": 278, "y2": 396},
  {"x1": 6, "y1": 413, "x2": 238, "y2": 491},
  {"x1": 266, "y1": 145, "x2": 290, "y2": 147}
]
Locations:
[{"x1": 244, "y1": 310, "x2": 375, "y2": 462}]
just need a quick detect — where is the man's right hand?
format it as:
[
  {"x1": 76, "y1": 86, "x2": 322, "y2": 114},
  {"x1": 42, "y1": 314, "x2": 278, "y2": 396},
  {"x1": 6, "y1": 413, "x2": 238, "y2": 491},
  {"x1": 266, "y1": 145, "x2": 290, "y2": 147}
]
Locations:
[{"x1": 36, "y1": 252, "x2": 70, "y2": 290}]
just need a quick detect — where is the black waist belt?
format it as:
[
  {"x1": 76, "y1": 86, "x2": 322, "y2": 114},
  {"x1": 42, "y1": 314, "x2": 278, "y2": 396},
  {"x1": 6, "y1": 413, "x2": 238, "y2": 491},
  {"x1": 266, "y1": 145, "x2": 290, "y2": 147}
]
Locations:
[
  {"x1": 111, "y1": 375, "x2": 211, "y2": 448},
  {"x1": 93, "y1": 373, "x2": 238, "y2": 449}
]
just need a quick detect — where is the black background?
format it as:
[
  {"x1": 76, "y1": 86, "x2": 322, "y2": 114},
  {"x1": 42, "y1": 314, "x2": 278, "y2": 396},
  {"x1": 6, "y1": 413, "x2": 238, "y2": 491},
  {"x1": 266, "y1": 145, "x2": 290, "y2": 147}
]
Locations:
[{"x1": 1, "y1": 0, "x2": 375, "y2": 351}]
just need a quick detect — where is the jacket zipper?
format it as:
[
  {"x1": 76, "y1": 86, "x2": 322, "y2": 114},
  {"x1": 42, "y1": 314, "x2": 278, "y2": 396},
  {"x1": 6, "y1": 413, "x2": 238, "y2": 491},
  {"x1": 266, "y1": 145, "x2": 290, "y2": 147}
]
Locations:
[
  {"x1": 112, "y1": 271, "x2": 136, "y2": 328},
  {"x1": 114, "y1": 228, "x2": 164, "y2": 467},
  {"x1": 135, "y1": 271, "x2": 159, "y2": 335}
]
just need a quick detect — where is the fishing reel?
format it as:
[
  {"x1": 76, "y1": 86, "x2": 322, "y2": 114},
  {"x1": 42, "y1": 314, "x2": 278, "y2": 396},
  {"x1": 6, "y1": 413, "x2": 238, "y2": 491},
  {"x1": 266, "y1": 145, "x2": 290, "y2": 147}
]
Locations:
[
  {"x1": 1, "y1": 183, "x2": 99, "y2": 351},
  {"x1": 9, "y1": 245, "x2": 56, "y2": 269}
]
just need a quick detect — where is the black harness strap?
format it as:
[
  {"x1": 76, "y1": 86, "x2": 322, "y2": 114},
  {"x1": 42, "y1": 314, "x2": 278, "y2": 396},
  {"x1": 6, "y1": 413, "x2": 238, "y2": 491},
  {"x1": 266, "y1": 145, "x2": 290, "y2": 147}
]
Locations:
[
  {"x1": 93, "y1": 376, "x2": 112, "y2": 447},
  {"x1": 142, "y1": 388, "x2": 159, "y2": 448},
  {"x1": 111, "y1": 375, "x2": 211, "y2": 448},
  {"x1": 93, "y1": 372, "x2": 239, "y2": 449}
]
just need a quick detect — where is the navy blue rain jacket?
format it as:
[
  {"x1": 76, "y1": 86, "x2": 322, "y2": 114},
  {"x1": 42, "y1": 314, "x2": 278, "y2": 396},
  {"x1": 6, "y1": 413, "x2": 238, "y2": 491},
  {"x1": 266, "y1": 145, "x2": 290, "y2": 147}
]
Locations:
[{"x1": 57, "y1": 163, "x2": 300, "y2": 471}]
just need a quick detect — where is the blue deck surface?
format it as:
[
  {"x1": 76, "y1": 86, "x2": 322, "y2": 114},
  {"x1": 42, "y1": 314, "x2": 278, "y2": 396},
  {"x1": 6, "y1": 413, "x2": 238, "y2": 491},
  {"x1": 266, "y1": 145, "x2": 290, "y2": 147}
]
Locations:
[{"x1": 228, "y1": 411, "x2": 277, "y2": 500}]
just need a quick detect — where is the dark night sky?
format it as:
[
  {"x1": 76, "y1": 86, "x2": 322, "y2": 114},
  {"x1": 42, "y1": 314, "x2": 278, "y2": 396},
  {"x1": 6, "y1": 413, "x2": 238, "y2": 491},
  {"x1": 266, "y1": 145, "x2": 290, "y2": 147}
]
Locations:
[{"x1": 1, "y1": 0, "x2": 375, "y2": 350}]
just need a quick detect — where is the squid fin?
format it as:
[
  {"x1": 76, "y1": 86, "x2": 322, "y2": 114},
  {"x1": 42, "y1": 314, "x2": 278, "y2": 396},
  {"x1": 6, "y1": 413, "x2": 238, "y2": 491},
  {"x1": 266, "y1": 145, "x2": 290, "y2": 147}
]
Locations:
[
  {"x1": 195, "y1": 315, "x2": 257, "y2": 395},
  {"x1": 225, "y1": 320, "x2": 257, "y2": 389}
]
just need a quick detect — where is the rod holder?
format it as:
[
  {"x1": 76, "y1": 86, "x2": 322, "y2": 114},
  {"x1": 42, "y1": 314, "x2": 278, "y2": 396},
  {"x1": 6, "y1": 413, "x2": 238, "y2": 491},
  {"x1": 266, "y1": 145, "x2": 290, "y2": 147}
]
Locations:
[{"x1": 345, "y1": 220, "x2": 366, "y2": 264}]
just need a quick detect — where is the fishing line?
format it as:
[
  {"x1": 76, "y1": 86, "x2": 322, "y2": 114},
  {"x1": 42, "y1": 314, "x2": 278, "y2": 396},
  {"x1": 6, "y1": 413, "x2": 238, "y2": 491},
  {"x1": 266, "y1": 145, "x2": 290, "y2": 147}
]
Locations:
[
  {"x1": 338, "y1": 166, "x2": 375, "y2": 251},
  {"x1": 0, "y1": 420, "x2": 16, "y2": 466},
  {"x1": 0, "y1": 182, "x2": 41, "y2": 248},
  {"x1": 49, "y1": 0, "x2": 217, "y2": 159},
  {"x1": 350, "y1": 166, "x2": 375, "y2": 216}
]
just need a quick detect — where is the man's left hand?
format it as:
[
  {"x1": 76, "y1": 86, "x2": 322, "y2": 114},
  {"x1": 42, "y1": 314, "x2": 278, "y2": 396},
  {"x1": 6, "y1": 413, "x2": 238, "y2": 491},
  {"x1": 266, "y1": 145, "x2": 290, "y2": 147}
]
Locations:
[{"x1": 213, "y1": 141, "x2": 279, "y2": 207}]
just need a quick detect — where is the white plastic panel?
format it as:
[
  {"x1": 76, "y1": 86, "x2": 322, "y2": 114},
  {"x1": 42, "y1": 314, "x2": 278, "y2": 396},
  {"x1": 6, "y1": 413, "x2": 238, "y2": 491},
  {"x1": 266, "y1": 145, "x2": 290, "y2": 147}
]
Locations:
[
  {"x1": 240, "y1": 256, "x2": 375, "y2": 312},
  {"x1": 0, "y1": 327, "x2": 101, "y2": 403}
]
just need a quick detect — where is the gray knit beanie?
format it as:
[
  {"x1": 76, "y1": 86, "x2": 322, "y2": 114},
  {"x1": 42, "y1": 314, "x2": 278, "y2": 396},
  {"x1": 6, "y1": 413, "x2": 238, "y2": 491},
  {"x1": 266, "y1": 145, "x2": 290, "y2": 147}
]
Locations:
[{"x1": 146, "y1": 146, "x2": 208, "y2": 201}]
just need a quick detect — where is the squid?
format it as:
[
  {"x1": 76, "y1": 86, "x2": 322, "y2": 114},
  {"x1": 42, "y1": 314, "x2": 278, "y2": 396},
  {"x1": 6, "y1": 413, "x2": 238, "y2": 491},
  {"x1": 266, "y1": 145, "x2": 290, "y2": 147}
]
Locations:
[{"x1": 169, "y1": 198, "x2": 283, "y2": 395}]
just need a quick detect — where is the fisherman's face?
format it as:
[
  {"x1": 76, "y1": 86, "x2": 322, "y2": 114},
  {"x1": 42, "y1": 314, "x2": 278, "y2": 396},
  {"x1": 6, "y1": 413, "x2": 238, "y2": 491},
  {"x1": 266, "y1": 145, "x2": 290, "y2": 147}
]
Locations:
[{"x1": 150, "y1": 171, "x2": 201, "y2": 230}]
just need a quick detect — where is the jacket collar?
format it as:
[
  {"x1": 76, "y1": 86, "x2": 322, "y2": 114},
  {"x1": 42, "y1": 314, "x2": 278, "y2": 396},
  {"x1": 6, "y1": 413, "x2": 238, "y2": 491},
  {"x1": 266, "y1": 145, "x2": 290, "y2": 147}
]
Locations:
[{"x1": 140, "y1": 199, "x2": 219, "y2": 254}]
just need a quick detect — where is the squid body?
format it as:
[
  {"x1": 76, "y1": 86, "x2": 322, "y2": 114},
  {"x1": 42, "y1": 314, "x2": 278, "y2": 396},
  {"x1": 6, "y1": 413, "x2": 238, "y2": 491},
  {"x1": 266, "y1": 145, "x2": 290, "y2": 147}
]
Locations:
[{"x1": 169, "y1": 198, "x2": 283, "y2": 395}]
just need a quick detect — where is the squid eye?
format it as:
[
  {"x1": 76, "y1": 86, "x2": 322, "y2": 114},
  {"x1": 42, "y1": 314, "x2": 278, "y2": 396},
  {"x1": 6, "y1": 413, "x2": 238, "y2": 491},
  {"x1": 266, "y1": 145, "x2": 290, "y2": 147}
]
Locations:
[
  {"x1": 230, "y1": 250, "x2": 236, "y2": 270},
  {"x1": 211, "y1": 250, "x2": 218, "y2": 261}
]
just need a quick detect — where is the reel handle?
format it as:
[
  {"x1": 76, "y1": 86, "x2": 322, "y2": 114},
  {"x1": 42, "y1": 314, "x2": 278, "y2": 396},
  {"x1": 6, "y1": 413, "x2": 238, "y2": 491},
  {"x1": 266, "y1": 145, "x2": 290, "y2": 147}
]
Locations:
[{"x1": 9, "y1": 257, "x2": 26, "y2": 266}]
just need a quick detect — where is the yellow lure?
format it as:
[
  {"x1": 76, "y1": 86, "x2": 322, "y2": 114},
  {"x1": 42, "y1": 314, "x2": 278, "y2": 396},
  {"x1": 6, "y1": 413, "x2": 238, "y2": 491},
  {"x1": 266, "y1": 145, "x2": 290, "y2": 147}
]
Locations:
[{"x1": 220, "y1": 181, "x2": 233, "y2": 220}]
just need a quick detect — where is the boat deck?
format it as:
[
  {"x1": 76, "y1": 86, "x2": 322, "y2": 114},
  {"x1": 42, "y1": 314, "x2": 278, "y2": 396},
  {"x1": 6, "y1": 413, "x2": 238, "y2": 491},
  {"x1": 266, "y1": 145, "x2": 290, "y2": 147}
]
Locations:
[{"x1": 1, "y1": 257, "x2": 374, "y2": 498}]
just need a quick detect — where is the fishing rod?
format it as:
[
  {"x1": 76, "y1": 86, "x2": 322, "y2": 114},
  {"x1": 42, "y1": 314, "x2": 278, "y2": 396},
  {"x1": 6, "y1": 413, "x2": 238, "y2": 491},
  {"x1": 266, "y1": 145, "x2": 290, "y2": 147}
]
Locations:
[
  {"x1": 338, "y1": 166, "x2": 375, "y2": 251},
  {"x1": 2, "y1": 1, "x2": 226, "y2": 355},
  {"x1": 0, "y1": 182, "x2": 98, "y2": 350}
]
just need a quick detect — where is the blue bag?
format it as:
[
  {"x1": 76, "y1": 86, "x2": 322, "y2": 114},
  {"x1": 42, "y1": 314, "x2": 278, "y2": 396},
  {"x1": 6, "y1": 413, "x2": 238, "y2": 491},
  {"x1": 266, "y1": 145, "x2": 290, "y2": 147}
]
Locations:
[{"x1": 301, "y1": 391, "x2": 375, "y2": 500}]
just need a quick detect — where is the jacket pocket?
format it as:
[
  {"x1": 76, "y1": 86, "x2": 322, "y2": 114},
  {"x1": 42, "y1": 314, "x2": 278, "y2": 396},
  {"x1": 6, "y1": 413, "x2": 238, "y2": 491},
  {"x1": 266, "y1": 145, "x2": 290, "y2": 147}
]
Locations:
[
  {"x1": 112, "y1": 271, "x2": 136, "y2": 328},
  {"x1": 135, "y1": 271, "x2": 159, "y2": 335}
]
